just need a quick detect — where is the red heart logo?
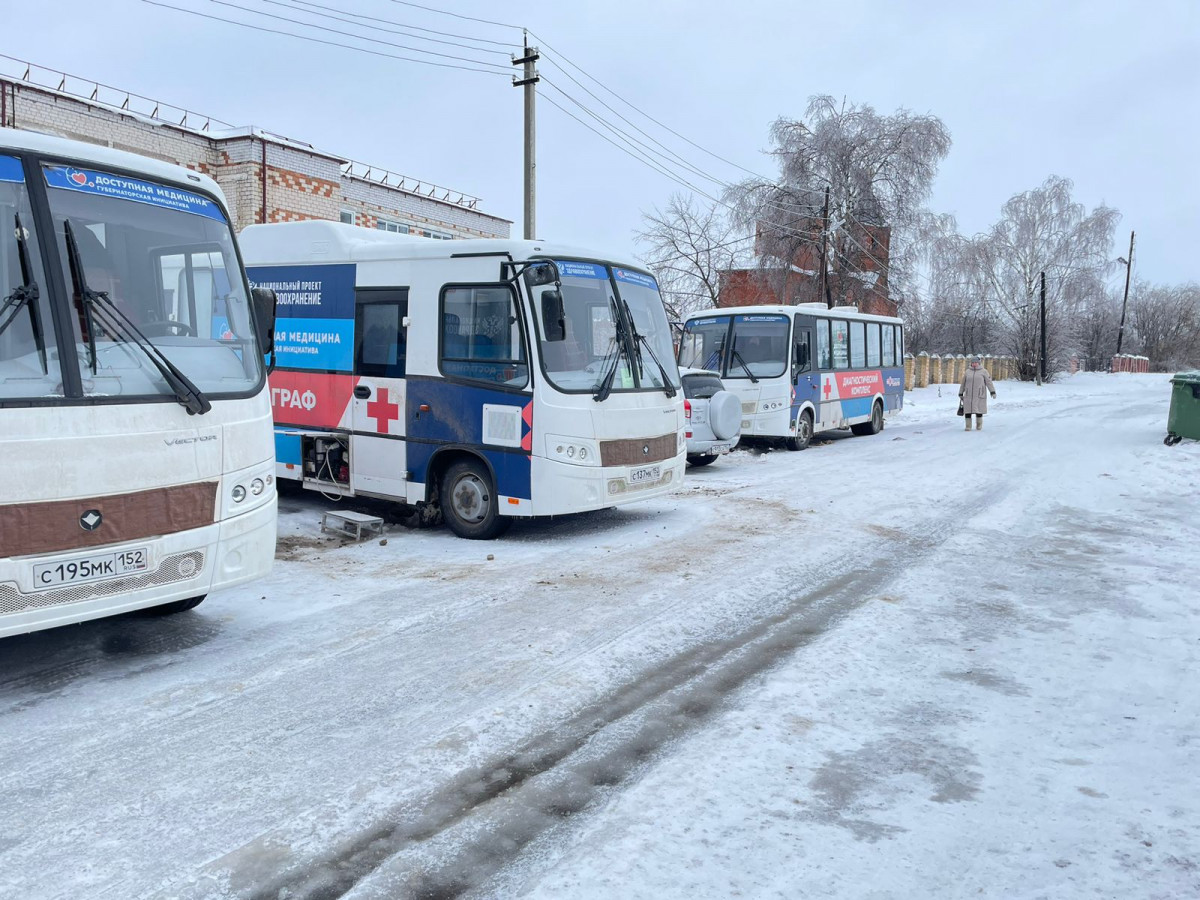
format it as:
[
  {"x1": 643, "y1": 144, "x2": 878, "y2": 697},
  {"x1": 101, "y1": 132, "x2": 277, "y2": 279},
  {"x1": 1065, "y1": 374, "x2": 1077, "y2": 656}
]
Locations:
[{"x1": 70, "y1": 171, "x2": 87, "y2": 186}]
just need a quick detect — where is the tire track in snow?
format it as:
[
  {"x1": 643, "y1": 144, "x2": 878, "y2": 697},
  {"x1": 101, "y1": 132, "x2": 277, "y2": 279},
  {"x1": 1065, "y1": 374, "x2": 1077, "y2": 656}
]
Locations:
[{"x1": 236, "y1": 485, "x2": 1009, "y2": 900}]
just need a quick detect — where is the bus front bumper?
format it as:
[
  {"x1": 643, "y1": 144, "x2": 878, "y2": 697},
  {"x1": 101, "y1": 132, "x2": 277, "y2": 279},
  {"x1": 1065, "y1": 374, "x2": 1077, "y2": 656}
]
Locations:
[
  {"x1": 527, "y1": 454, "x2": 686, "y2": 517},
  {"x1": 0, "y1": 498, "x2": 276, "y2": 638}
]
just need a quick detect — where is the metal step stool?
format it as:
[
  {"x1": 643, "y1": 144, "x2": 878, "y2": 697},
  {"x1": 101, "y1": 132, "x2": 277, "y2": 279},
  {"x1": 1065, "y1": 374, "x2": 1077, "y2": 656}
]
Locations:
[{"x1": 320, "y1": 510, "x2": 385, "y2": 541}]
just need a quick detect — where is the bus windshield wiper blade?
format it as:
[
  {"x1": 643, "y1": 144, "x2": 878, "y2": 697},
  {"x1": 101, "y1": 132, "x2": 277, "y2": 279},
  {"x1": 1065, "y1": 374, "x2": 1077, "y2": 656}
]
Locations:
[
  {"x1": 623, "y1": 298, "x2": 676, "y2": 398},
  {"x1": 0, "y1": 214, "x2": 49, "y2": 374},
  {"x1": 592, "y1": 339, "x2": 623, "y2": 402},
  {"x1": 63, "y1": 220, "x2": 212, "y2": 415},
  {"x1": 731, "y1": 346, "x2": 759, "y2": 383}
]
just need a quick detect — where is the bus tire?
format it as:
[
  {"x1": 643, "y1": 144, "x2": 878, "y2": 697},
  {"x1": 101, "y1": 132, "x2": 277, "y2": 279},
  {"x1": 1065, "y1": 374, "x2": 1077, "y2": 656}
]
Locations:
[
  {"x1": 142, "y1": 595, "x2": 206, "y2": 616},
  {"x1": 851, "y1": 401, "x2": 884, "y2": 436},
  {"x1": 785, "y1": 410, "x2": 814, "y2": 451},
  {"x1": 440, "y1": 459, "x2": 511, "y2": 540}
]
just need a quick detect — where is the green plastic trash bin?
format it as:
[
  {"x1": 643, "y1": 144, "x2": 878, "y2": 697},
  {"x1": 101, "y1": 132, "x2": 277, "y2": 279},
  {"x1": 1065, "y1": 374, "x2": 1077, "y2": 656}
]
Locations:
[{"x1": 1165, "y1": 371, "x2": 1200, "y2": 445}]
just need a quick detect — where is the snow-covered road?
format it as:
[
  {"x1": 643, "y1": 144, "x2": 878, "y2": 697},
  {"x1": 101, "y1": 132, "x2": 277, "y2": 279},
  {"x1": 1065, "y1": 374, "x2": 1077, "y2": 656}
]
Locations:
[{"x1": 2, "y1": 374, "x2": 1197, "y2": 899}]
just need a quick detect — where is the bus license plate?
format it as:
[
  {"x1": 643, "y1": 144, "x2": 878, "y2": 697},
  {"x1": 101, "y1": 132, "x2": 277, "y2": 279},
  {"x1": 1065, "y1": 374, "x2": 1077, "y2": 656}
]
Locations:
[
  {"x1": 33, "y1": 547, "x2": 150, "y2": 589},
  {"x1": 629, "y1": 464, "x2": 661, "y2": 485}
]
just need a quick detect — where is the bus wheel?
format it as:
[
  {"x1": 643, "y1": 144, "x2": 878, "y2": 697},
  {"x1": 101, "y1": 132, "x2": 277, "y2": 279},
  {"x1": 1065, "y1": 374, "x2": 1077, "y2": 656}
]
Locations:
[
  {"x1": 851, "y1": 401, "x2": 884, "y2": 436},
  {"x1": 142, "y1": 595, "x2": 206, "y2": 616},
  {"x1": 440, "y1": 459, "x2": 511, "y2": 540},
  {"x1": 785, "y1": 410, "x2": 814, "y2": 451}
]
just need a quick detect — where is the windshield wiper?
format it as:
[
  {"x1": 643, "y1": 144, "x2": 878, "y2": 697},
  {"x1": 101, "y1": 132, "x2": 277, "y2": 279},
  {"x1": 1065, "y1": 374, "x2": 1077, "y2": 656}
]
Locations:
[
  {"x1": 0, "y1": 214, "x2": 49, "y2": 374},
  {"x1": 730, "y1": 344, "x2": 760, "y2": 383},
  {"x1": 622, "y1": 298, "x2": 676, "y2": 398},
  {"x1": 592, "y1": 337, "x2": 624, "y2": 402},
  {"x1": 593, "y1": 293, "x2": 633, "y2": 402},
  {"x1": 63, "y1": 219, "x2": 211, "y2": 415}
]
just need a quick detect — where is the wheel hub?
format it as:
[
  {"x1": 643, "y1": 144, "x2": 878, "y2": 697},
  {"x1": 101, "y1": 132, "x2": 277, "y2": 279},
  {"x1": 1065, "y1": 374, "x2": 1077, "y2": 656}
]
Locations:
[{"x1": 451, "y1": 476, "x2": 488, "y2": 523}]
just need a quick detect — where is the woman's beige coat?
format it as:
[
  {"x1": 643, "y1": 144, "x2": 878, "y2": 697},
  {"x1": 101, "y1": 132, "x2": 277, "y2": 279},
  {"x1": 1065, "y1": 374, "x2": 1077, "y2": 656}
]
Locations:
[{"x1": 959, "y1": 366, "x2": 996, "y2": 415}]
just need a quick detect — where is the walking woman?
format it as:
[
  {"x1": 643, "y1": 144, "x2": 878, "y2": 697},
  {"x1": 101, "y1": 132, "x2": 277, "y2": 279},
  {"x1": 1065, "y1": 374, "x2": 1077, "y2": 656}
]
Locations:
[{"x1": 959, "y1": 356, "x2": 996, "y2": 431}]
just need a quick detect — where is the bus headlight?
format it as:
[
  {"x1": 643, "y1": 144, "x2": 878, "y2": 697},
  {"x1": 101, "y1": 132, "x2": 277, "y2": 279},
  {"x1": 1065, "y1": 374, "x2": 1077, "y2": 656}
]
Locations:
[
  {"x1": 250, "y1": 478, "x2": 265, "y2": 496},
  {"x1": 232, "y1": 485, "x2": 247, "y2": 503},
  {"x1": 545, "y1": 434, "x2": 601, "y2": 467}
]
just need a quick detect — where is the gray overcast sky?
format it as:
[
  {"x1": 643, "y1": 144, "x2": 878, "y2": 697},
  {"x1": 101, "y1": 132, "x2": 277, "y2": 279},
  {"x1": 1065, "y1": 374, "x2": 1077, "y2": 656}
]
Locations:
[{"x1": 4, "y1": 0, "x2": 1197, "y2": 286}]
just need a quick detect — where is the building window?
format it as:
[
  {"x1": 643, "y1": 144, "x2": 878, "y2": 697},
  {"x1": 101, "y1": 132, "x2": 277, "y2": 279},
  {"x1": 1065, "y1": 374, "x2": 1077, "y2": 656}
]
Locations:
[
  {"x1": 339, "y1": 209, "x2": 354, "y2": 225},
  {"x1": 376, "y1": 218, "x2": 410, "y2": 234}
]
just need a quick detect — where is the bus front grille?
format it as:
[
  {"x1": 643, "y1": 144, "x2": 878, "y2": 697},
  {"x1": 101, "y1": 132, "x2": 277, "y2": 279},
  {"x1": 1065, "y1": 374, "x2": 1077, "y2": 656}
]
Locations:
[
  {"x1": 0, "y1": 551, "x2": 206, "y2": 616},
  {"x1": 599, "y1": 433, "x2": 677, "y2": 467}
]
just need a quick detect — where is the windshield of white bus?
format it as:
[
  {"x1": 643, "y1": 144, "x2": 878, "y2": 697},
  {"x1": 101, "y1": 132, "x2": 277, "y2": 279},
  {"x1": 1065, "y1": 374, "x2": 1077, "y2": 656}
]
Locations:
[
  {"x1": 528, "y1": 260, "x2": 680, "y2": 394},
  {"x1": 0, "y1": 156, "x2": 62, "y2": 399},
  {"x1": 42, "y1": 165, "x2": 262, "y2": 399},
  {"x1": 678, "y1": 313, "x2": 790, "y2": 380},
  {"x1": 727, "y1": 315, "x2": 790, "y2": 379}
]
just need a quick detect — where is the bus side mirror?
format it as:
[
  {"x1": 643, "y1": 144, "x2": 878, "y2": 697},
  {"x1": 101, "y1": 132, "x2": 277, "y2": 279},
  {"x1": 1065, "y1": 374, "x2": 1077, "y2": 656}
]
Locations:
[
  {"x1": 541, "y1": 289, "x2": 566, "y2": 342},
  {"x1": 524, "y1": 261, "x2": 559, "y2": 287},
  {"x1": 251, "y1": 286, "x2": 276, "y2": 356}
]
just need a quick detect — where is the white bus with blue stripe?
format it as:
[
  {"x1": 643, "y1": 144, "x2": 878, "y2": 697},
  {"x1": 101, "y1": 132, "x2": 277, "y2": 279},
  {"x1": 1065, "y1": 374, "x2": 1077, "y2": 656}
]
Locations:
[
  {"x1": 240, "y1": 221, "x2": 685, "y2": 539},
  {"x1": 677, "y1": 303, "x2": 904, "y2": 450}
]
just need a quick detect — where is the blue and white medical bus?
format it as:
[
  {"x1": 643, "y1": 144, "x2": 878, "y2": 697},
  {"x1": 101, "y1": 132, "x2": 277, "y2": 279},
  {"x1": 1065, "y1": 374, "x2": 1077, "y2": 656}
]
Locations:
[
  {"x1": 677, "y1": 303, "x2": 904, "y2": 450},
  {"x1": 239, "y1": 221, "x2": 685, "y2": 539}
]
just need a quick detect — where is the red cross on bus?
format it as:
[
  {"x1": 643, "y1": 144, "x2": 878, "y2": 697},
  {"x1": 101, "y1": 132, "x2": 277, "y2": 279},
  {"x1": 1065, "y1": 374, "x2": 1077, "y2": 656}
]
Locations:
[
  {"x1": 367, "y1": 387, "x2": 400, "y2": 433},
  {"x1": 823, "y1": 378, "x2": 833, "y2": 400}
]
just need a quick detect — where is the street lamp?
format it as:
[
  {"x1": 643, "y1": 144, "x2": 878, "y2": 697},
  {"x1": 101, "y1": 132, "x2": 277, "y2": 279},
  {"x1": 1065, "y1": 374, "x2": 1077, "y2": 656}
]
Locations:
[{"x1": 1115, "y1": 232, "x2": 1134, "y2": 357}]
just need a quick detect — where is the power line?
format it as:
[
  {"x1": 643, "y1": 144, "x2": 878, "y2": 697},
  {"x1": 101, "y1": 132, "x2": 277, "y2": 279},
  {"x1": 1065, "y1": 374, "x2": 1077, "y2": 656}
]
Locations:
[
  {"x1": 383, "y1": 0, "x2": 523, "y2": 31},
  {"x1": 206, "y1": 0, "x2": 513, "y2": 70},
  {"x1": 529, "y1": 31, "x2": 777, "y2": 185},
  {"x1": 141, "y1": 1, "x2": 511, "y2": 75},
  {"x1": 258, "y1": 0, "x2": 518, "y2": 54}
]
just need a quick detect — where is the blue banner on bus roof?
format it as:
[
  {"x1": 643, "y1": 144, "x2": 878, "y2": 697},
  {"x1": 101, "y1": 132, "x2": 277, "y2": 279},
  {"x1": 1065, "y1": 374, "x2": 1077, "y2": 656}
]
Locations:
[
  {"x1": 246, "y1": 264, "x2": 356, "y2": 321},
  {"x1": 42, "y1": 166, "x2": 226, "y2": 222},
  {"x1": 557, "y1": 260, "x2": 608, "y2": 280},
  {"x1": 736, "y1": 314, "x2": 789, "y2": 323},
  {"x1": 688, "y1": 316, "x2": 730, "y2": 327},
  {"x1": 613, "y1": 267, "x2": 658, "y2": 290},
  {"x1": 0, "y1": 155, "x2": 24, "y2": 183}
]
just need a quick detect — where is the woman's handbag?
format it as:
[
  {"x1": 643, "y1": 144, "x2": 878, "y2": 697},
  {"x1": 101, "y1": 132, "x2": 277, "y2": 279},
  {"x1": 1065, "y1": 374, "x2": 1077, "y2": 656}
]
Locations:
[{"x1": 956, "y1": 398, "x2": 965, "y2": 416}]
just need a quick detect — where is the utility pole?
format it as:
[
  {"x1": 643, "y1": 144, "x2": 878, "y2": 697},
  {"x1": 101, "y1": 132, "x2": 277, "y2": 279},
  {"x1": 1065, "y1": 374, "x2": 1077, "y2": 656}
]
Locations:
[
  {"x1": 818, "y1": 186, "x2": 833, "y2": 308},
  {"x1": 1039, "y1": 270, "x2": 1047, "y2": 384},
  {"x1": 512, "y1": 33, "x2": 540, "y2": 240},
  {"x1": 1115, "y1": 230, "x2": 1135, "y2": 356}
]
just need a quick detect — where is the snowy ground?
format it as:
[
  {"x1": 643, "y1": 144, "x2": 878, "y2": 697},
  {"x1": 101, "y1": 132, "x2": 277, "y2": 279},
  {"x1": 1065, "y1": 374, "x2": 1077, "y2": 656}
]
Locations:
[{"x1": 2, "y1": 373, "x2": 1198, "y2": 899}]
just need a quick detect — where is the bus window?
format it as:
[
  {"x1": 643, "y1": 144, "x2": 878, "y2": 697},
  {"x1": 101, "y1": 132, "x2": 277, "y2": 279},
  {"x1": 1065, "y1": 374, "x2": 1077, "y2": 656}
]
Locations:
[
  {"x1": 793, "y1": 329, "x2": 811, "y2": 374},
  {"x1": 729, "y1": 315, "x2": 789, "y2": 380},
  {"x1": 867, "y1": 323, "x2": 881, "y2": 367},
  {"x1": 440, "y1": 285, "x2": 528, "y2": 387},
  {"x1": 356, "y1": 289, "x2": 408, "y2": 378},
  {"x1": 850, "y1": 321, "x2": 866, "y2": 368},
  {"x1": 816, "y1": 319, "x2": 831, "y2": 370},
  {"x1": 677, "y1": 315, "x2": 731, "y2": 373},
  {"x1": 882, "y1": 324, "x2": 895, "y2": 366},
  {"x1": 896, "y1": 326, "x2": 904, "y2": 361},
  {"x1": 831, "y1": 319, "x2": 849, "y2": 369}
]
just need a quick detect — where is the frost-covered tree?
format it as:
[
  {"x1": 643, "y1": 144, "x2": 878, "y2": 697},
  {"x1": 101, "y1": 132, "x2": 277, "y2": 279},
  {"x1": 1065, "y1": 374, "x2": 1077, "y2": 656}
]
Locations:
[
  {"x1": 636, "y1": 193, "x2": 749, "y2": 320},
  {"x1": 1130, "y1": 282, "x2": 1200, "y2": 370},
  {"x1": 955, "y1": 176, "x2": 1119, "y2": 379},
  {"x1": 727, "y1": 96, "x2": 952, "y2": 306}
]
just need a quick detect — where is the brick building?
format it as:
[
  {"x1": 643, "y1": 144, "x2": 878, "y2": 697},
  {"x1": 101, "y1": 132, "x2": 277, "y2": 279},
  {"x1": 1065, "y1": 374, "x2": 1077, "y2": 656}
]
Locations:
[
  {"x1": 0, "y1": 60, "x2": 510, "y2": 240},
  {"x1": 718, "y1": 220, "x2": 897, "y2": 317}
]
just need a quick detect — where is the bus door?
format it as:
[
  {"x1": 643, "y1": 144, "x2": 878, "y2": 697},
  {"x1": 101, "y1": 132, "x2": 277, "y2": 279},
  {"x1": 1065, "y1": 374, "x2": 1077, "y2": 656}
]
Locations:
[
  {"x1": 791, "y1": 321, "x2": 818, "y2": 411},
  {"x1": 350, "y1": 288, "x2": 409, "y2": 498}
]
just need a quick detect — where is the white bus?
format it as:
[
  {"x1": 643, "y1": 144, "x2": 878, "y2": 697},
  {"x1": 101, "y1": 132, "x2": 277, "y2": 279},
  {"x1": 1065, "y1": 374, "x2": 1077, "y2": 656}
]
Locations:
[
  {"x1": 239, "y1": 221, "x2": 685, "y2": 539},
  {"x1": 0, "y1": 130, "x2": 278, "y2": 638},
  {"x1": 678, "y1": 303, "x2": 905, "y2": 450}
]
